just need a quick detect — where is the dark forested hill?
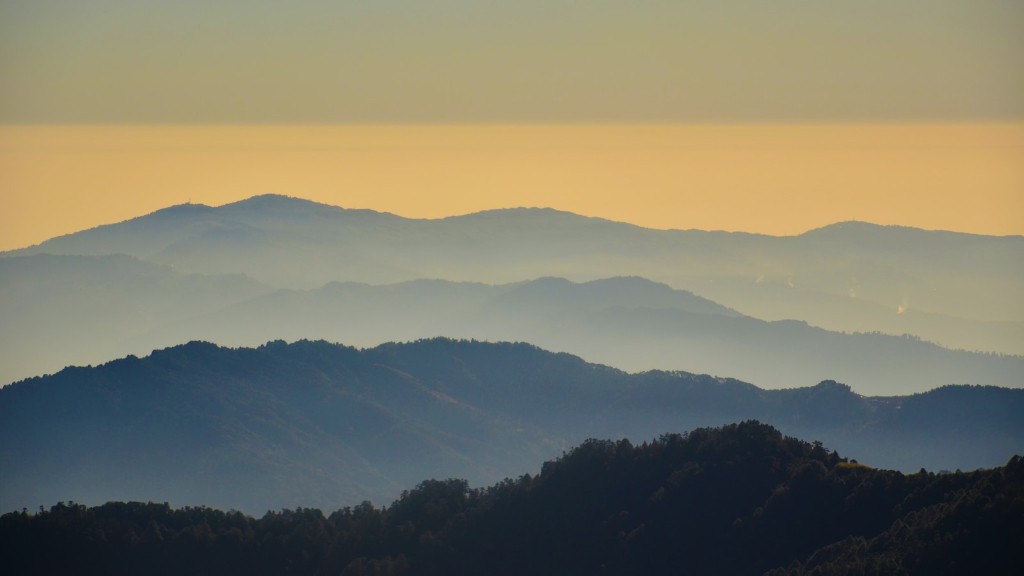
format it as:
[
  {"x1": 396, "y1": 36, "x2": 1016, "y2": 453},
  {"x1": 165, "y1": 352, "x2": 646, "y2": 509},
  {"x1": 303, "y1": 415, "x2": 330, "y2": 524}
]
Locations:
[
  {"x1": 6, "y1": 194, "x2": 1022, "y2": 355},
  {"x1": 2, "y1": 422, "x2": 1020, "y2": 576},
  {"x1": 1, "y1": 339, "x2": 1021, "y2": 514}
]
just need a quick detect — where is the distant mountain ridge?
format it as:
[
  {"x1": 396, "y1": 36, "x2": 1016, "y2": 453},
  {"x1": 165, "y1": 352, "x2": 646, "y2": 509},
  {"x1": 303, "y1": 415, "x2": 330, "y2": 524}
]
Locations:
[
  {"x1": 143, "y1": 274, "x2": 1024, "y2": 394},
  {"x1": 6, "y1": 194, "x2": 1020, "y2": 357},
  {"x1": 0, "y1": 253, "x2": 274, "y2": 384},
  {"x1": 16, "y1": 194, "x2": 1021, "y2": 252},
  {"x1": 2, "y1": 338, "x2": 1021, "y2": 514},
  {"x1": 16, "y1": 194, "x2": 1018, "y2": 250},
  {"x1": 3, "y1": 254, "x2": 1020, "y2": 392}
]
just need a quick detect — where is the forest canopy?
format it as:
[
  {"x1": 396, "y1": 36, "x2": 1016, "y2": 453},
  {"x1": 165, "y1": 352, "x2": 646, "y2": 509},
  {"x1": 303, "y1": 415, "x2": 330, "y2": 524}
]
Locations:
[{"x1": 2, "y1": 421, "x2": 1021, "y2": 576}]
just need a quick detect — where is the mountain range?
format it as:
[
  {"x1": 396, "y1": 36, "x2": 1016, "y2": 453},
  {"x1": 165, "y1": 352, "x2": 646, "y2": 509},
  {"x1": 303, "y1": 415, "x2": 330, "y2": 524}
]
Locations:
[
  {"x1": 2, "y1": 339, "x2": 1021, "y2": 514},
  {"x1": 7, "y1": 194, "x2": 1023, "y2": 356},
  {"x1": 3, "y1": 255, "x2": 1018, "y2": 393},
  {"x1": 3, "y1": 193, "x2": 1022, "y2": 572},
  {"x1": 2, "y1": 195, "x2": 1021, "y2": 393}
]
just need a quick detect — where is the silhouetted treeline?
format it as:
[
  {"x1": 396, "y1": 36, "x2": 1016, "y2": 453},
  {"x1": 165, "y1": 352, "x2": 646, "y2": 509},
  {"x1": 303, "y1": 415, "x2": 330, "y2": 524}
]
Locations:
[{"x1": 2, "y1": 421, "x2": 1021, "y2": 576}]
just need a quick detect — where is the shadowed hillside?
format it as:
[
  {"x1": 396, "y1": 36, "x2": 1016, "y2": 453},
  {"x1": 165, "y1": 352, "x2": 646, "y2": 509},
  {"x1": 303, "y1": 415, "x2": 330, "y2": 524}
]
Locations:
[
  {"x1": 2, "y1": 422, "x2": 1020, "y2": 576},
  {"x1": 2, "y1": 257, "x2": 1019, "y2": 393},
  {"x1": 6, "y1": 194, "x2": 1022, "y2": 354},
  {"x1": 2, "y1": 339, "x2": 1021, "y2": 514}
]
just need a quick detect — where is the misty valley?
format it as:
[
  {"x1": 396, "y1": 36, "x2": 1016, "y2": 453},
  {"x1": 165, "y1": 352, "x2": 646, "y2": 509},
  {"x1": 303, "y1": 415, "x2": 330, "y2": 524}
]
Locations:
[{"x1": 1, "y1": 195, "x2": 1021, "y2": 575}]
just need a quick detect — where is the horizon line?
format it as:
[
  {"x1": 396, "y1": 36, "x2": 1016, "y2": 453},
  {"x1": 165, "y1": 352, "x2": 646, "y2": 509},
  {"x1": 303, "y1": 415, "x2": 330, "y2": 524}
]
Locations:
[{"x1": 6, "y1": 192, "x2": 1018, "y2": 255}]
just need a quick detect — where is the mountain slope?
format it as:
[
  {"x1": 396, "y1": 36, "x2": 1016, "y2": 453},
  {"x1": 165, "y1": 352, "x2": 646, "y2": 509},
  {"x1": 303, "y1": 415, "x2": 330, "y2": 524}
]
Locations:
[
  {"x1": 6, "y1": 194, "x2": 1022, "y2": 353},
  {"x1": 0, "y1": 253, "x2": 273, "y2": 383},
  {"x1": 2, "y1": 339, "x2": 1021, "y2": 514},
  {"x1": 3, "y1": 256, "x2": 1019, "y2": 393},
  {"x1": 2, "y1": 422, "x2": 1020, "y2": 576},
  {"x1": 150, "y1": 276, "x2": 1023, "y2": 394}
]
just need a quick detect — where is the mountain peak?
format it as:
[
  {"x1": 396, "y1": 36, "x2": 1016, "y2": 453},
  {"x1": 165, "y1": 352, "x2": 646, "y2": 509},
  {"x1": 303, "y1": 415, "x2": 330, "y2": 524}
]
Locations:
[
  {"x1": 802, "y1": 220, "x2": 906, "y2": 235},
  {"x1": 800, "y1": 220, "x2": 1008, "y2": 240},
  {"x1": 444, "y1": 207, "x2": 629, "y2": 227},
  {"x1": 147, "y1": 202, "x2": 217, "y2": 218},
  {"x1": 216, "y1": 195, "x2": 409, "y2": 223},
  {"x1": 221, "y1": 194, "x2": 335, "y2": 211},
  {"x1": 463, "y1": 207, "x2": 576, "y2": 217},
  {"x1": 813, "y1": 379, "x2": 854, "y2": 393}
]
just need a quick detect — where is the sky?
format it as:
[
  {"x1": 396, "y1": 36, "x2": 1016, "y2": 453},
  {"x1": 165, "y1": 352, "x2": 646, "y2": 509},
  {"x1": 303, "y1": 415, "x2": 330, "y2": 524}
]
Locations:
[
  {"x1": 1, "y1": 0, "x2": 1022, "y2": 249},
  {"x1": 3, "y1": 0, "x2": 1022, "y2": 123}
]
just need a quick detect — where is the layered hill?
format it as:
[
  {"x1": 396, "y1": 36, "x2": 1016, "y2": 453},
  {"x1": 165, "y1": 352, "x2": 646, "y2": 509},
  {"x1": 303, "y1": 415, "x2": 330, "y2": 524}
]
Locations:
[
  {"x1": 6, "y1": 194, "x2": 1022, "y2": 355},
  {"x1": 0, "y1": 253, "x2": 272, "y2": 382},
  {"x1": 2, "y1": 422, "x2": 1021, "y2": 576},
  {"x1": 2, "y1": 339, "x2": 1021, "y2": 514},
  {"x1": 2, "y1": 255, "x2": 1020, "y2": 393}
]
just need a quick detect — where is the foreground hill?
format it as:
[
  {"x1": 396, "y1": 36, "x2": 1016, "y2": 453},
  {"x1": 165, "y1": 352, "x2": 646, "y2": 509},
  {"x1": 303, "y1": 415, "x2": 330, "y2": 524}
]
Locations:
[
  {"x1": 6, "y1": 194, "x2": 1022, "y2": 354},
  {"x1": 2, "y1": 339, "x2": 1021, "y2": 514},
  {"x1": 2, "y1": 422, "x2": 1020, "y2": 575},
  {"x1": 3, "y1": 255, "x2": 1020, "y2": 392}
]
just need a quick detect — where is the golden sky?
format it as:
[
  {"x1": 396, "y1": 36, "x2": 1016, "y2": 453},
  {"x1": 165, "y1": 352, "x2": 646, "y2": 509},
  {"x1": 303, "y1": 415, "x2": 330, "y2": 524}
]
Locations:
[
  {"x1": 1, "y1": 2, "x2": 1022, "y2": 249},
  {"x1": 2, "y1": 1, "x2": 1022, "y2": 123},
  {"x1": 2, "y1": 123, "x2": 1022, "y2": 251}
]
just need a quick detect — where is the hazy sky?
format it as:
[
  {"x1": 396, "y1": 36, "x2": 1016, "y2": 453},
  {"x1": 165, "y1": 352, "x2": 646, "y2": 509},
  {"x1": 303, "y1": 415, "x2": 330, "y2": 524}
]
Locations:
[
  {"x1": 2, "y1": 0, "x2": 1022, "y2": 123},
  {"x1": 1, "y1": 1, "x2": 1022, "y2": 248},
  {"x1": 3, "y1": 123, "x2": 1022, "y2": 250}
]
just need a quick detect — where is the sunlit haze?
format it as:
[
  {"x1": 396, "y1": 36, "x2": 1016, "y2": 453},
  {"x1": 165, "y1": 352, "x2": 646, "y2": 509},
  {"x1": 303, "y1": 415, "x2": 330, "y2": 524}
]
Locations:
[
  {"x1": 2, "y1": 123, "x2": 1022, "y2": 251},
  {"x1": 3, "y1": 1, "x2": 1021, "y2": 249}
]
